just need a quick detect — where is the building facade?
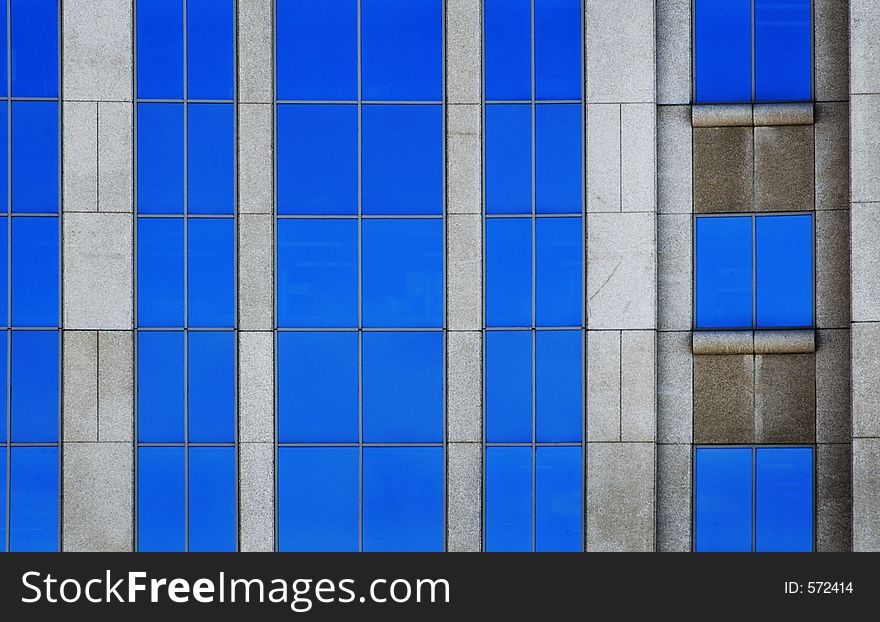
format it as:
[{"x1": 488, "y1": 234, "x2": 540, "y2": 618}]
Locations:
[{"x1": 1, "y1": 0, "x2": 875, "y2": 552}]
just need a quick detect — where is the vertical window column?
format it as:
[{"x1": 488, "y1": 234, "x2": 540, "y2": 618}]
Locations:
[
  {"x1": 0, "y1": 0, "x2": 60, "y2": 553},
  {"x1": 135, "y1": 0, "x2": 237, "y2": 552},
  {"x1": 275, "y1": 0, "x2": 444, "y2": 552},
  {"x1": 483, "y1": 0, "x2": 584, "y2": 552}
]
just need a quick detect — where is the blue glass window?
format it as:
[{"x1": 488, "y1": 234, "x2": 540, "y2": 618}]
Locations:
[
  {"x1": 486, "y1": 331, "x2": 532, "y2": 443},
  {"x1": 279, "y1": 447, "x2": 359, "y2": 552},
  {"x1": 188, "y1": 446, "x2": 236, "y2": 552},
  {"x1": 695, "y1": 214, "x2": 813, "y2": 329},
  {"x1": 138, "y1": 446, "x2": 185, "y2": 552},
  {"x1": 695, "y1": 0, "x2": 812, "y2": 102},
  {"x1": 361, "y1": 0, "x2": 442, "y2": 101},
  {"x1": 486, "y1": 217, "x2": 532, "y2": 327},
  {"x1": 137, "y1": 0, "x2": 184, "y2": 99},
  {"x1": 536, "y1": 446, "x2": 582, "y2": 552},
  {"x1": 362, "y1": 219, "x2": 443, "y2": 328},
  {"x1": 137, "y1": 104, "x2": 184, "y2": 214},
  {"x1": 278, "y1": 332, "x2": 359, "y2": 443},
  {"x1": 536, "y1": 217, "x2": 582, "y2": 326},
  {"x1": 186, "y1": 0, "x2": 234, "y2": 100},
  {"x1": 486, "y1": 447, "x2": 532, "y2": 552},
  {"x1": 187, "y1": 217, "x2": 235, "y2": 327},
  {"x1": 0, "y1": 105, "x2": 7, "y2": 211},
  {"x1": 187, "y1": 104, "x2": 234, "y2": 214},
  {"x1": 10, "y1": 446, "x2": 58, "y2": 551},
  {"x1": 362, "y1": 105, "x2": 443, "y2": 215},
  {"x1": 11, "y1": 102, "x2": 58, "y2": 213},
  {"x1": 363, "y1": 331, "x2": 443, "y2": 443},
  {"x1": 536, "y1": 330, "x2": 582, "y2": 443},
  {"x1": 188, "y1": 331, "x2": 235, "y2": 443},
  {"x1": 10, "y1": 0, "x2": 58, "y2": 98},
  {"x1": 276, "y1": 0, "x2": 358, "y2": 101},
  {"x1": 278, "y1": 105, "x2": 358, "y2": 215},
  {"x1": 137, "y1": 217, "x2": 184, "y2": 327},
  {"x1": 138, "y1": 331, "x2": 184, "y2": 443},
  {"x1": 277, "y1": 219, "x2": 358, "y2": 328},
  {"x1": 11, "y1": 330, "x2": 58, "y2": 442},
  {"x1": 485, "y1": 0, "x2": 530, "y2": 100},
  {"x1": 11, "y1": 216, "x2": 58, "y2": 327},
  {"x1": 362, "y1": 447, "x2": 444, "y2": 552},
  {"x1": 486, "y1": 105, "x2": 532, "y2": 215},
  {"x1": 0, "y1": 447, "x2": 5, "y2": 546},
  {"x1": 536, "y1": 105, "x2": 582, "y2": 214},
  {"x1": 534, "y1": 0, "x2": 581, "y2": 100},
  {"x1": 695, "y1": 446, "x2": 814, "y2": 552},
  {"x1": 0, "y1": 332, "x2": 6, "y2": 440}
]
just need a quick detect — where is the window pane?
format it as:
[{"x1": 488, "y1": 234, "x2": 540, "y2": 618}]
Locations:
[
  {"x1": 486, "y1": 447, "x2": 532, "y2": 552},
  {"x1": 11, "y1": 331, "x2": 58, "y2": 442},
  {"x1": 695, "y1": 447, "x2": 753, "y2": 552},
  {"x1": 486, "y1": 331, "x2": 532, "y2": 443},
  {"x1": 485, "y1": 0, "x2": 531, "y2": 100},
  {"x1": 137, "y1": 331, "x2": 184, "y2": 443},
  {"x1": 0, "y1": 332, "x2": 6, "y2": 442},
  {"x1": 535, "y1": 0, "x2": 581, "y2": 100},
  {"x1": 278, "y1": 332, "x2": 358, "y2": 443},
  {"x1": 755, "y1": 0, "x2": 811, "y2": 101},
  {"x1": 756, "y1": 447, "x2": 813, "y2": 552},
  {"x1": 362, "y1": 219, "x2": 442, "y2": 328},
  {"x1": 694, "y1": 0, "x2": 752, "y2": 102},
  {"x1": 0, "y1": 447, "x2": 5, "y2": 547},
  {"x1": 137, "y1": 103, "x2": 184, "y2": 214},
  {"x1": 536, "y1": 217, "x2": 582, "y2": 326},
  {"x1": 486, "y1": 105, "x2": 531, "y2": 215},
  {"x1": 361, "y1": 0, "x2": 442, "y2": 101},
  {"x1": 0, "y1": 219, "x2": 4, "y2": 325},
  {"x1": 187, "y1": 104, "x2": 234, "y2": 215},
  {"x1": 276, "y1": 0, "x2": 357, "y2": 101},
  {"x1": 278, "y1": 105, "x2": 358, "y2": 215},
  {"x1": 363, "y1": 447, "x2": 443, "y2": 552},
  {"x1": 0, "y1": 103, "x2": 7, "y2": 211},
  {"x1": 0, "y1": 5, "x2": 6, "y2": 97},
  {"x1": 137, "y1": 217, "x2": 184, "y2": 327},
  {"x1": 486, "y1": 217, "x2": 531, "y2": 327},
  {"x1": 362, "y1": 105, "x2": 442, "y2": 215},
  {"x1": 186, "y1": 0, "x2": 234, "y2": 100},
  {"x1": 363, "y1": 331, "x2": 442, "y2": 442},
  {"x1": 12, "y1": 102, "x2": 58, "y2": 213},
  {"x1": 536, "y1": 330, "x2": 582, "y2": 443},
  {"x1": 137, "y1": 0, "x2": 183, "y2": 99},
  {"x1": 277, "y1": 219, "x2": 358, "y2": 328},
  {"x1": 279, "y1": 447, "x2": 359, "y2": 552},
  {"x1": 756, "y1": 214, "x2": 813, "y2": 328},
  {"x1": 695, "y1": 216, "x2": 753, "y2": 329},
  {"x1": 189, "y1": 446, "x2": 236, "y2": 552},
  {"x1": 11, "y1": 0, "x2": 57, "y2": 97},
  {"x1": 138, "y1": 446, "x2": 185, "y2": 552},
  {"x1": 188, "y1": 331, "x2": 235, "y2": 443},
  {"x1": 536, "y1": 446, "x2": 582, "y2": 552},
  {"x1": 10, "y1": 446, "x2": 57, "y2": 551},
  {"x1": 187, "y1": 218, "x2": 235, "y2": 327},
  {"x1": 536, "y1": 105, "x2": 582, "y2": 214},
  {"x1": 11, "y1": 216, "x2": 58, "y2": 327}
]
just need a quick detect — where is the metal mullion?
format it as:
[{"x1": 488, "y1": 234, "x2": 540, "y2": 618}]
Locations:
[
  {"x1": 356, "y1": 0, "x2": 364, "y2": 555},
  {"x1": 530, "y1": 0, "x2": 536, "y2": 555},
  {"x1": 56, "y1": 0, "x2": 64, "y2": 553},
  {"x1": 479, "y1": 0, "x2": 487, "y2": 554},
  {"x1": 182, "y1": 0, "x2": 189, "y2": 554},
  {"x1": 579, "y1": 0, "x2": 587, "y2": 554},
  {"x1": 232, "y1": 0, "x2": 240, "y2": 553},
  {"x1": 132, "y1": 0, "x2": 139, "y2": 553},
  {"x1": 4, "y1": 0, "x2": 10, "y2": 554},
  {"x1": 751, "y1": 0, "x2": 756, "y2": 102},
  {"x1": 271, "y1": 0, "x2": 280, "y2": 553}
]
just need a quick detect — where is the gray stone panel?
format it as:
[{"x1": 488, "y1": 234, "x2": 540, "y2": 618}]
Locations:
[
  {"x1": 447, "y1": 331, "x2": 482, "y2": 443},
  {"x1": 63, "y1": 443, "x2": 133, "y2": 552},
  {"x1": 621, "y1": 330, "x2": 656, "y2": 442},
  {"x1": 239, "y1": 104, "x2": 274, "y2": 214},
  {"x1": 752, "y1": 103, "x2": 814, "y2": 126},
  {"x1": 692, "y1": 330, "x2": 754, "y2": 355},
  {"x1": 693, "y1": 354, "x2": 754, "y2": 444},
  {"x1": 98, "y1": 330, "x2": 134, "y2": 442},
  {"x1": 853, "y1": 438, "x2": 880, "y2": 551},
  {"x1": 754, "y1": 354, "x2": 816, "y2": 444},
  {"x1": 446, "y1": 0, "x2": 481, "y2": 105},
  {"x1": 817, "y1": 209, "x2": 851, "y2": 329},
  {"x1": 657, "y1": 443, "x2": 691, "y2": 552},
  {"x1": 817, "y1": 443, "x2": 852, "y2": 552},
  {"x1": 815, "y1": 102, "x2": 850, "y2": 211},
  {"x1": 587, "y1": 212, "x2": 656, "y2": 330},
  {"x1": 621, "y1": 104, "x2": 656, "y2": 213},
  {"x1": 656, "y1": 0, "x2": 691, "y2": 105},
  {"x1": 63, "y1": 213, "x2": 133, "y2": 330},
  {"x1": 691, "y1": 104, "x2": 753, "y2": 127},
  {"x1": 98, "y1": 102, "x2": 134, "y2": 213},
  {"x1": 587, "y1": 442, "x2": 655, "y2": 552},
  {"x1": 657, "y1": 331, "x2": 693, "y2": 445},
  {"x1": 587, "y1": 330, "x2": 621, "y2": 442},
  {"x1": 586, "y1": 104, "x2": 621, "y2": 213},
  {"x1": 239, "y1": 332, "x2": 274, "y2": 443},
  {"x1": 814, "y1": 0, "x2": 849, "y2": 102},
  {"x1": 657, "y1": 105, "x2": 692, "y2": 214},
  {"x1": 239, "y1": 214, "x2": 274, "y2": 331},
  {"x1": 447, "y1": 105, "x2": 482, "y2": 216},
  {"x1": 851, "y1": 0, "x2": 880, "y2": 95},
  {"x1": 62, "y1": 0, "x2": 132, "y2": 101},
  {"x1": 447, "y1": 442, "x2": 481, "y2": 552},
  {"x1": 753, "y1": 330, "x2": 815, "y2": 354},
  {"x1": 240, "y1": 442, "x2": 275, "y2": 552},
  {"x1": 447, "y1": 213, "x2": 482, "y2": 331},
  {"x1": 754, "y1": 125, "x2": 815, "y2": 212},
  {"x1": 816, "y1": 329, "x2": 852, "y2": 444},
  {"x1": 62, "y1": 101, "x2": 98, "y2": 213},
  {"x1": 238, "y1": 0, "x2": 274, "y2": 103},
  {"x1": 852, "y1": 322, "x2": 880, "y2": 438},
  {"x1": 658, "y1": 213, "x2": 691, "y2": 331},
  {"x1": 851, "y1": 94, "x2": 880, "y2": 203},
  {"x1": 63, "y1": 331, "x2": 98, "y2": 442},
  {"x1": 585, "y1": 0, "x2": 655, "y2": 103},
  {"x1": 693, "y1": 127, "x2": 753, "y2": 213},
  {"x1": 851, "y1": 204, "x2": 880, "y2": 323}
]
